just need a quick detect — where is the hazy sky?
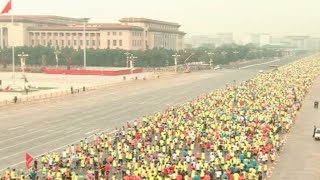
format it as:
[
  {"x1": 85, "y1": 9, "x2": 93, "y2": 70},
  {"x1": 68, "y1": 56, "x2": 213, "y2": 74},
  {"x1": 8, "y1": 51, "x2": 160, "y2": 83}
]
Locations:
[{"x1": 11, "y1": 0, "x2": 320, "y2": 37}]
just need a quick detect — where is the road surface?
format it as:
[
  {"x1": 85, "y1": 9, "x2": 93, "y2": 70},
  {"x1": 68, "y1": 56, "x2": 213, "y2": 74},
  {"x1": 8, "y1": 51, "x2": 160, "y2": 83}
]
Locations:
[{"x1": 0, "y1": 56, "x2": 298, "y2": 172}]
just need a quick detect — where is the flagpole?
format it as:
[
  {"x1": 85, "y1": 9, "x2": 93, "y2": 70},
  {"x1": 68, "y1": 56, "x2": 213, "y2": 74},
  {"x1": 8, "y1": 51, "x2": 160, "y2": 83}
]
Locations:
[{"x1": 11, "y1": 0, "x2": 15, "y2": 84}]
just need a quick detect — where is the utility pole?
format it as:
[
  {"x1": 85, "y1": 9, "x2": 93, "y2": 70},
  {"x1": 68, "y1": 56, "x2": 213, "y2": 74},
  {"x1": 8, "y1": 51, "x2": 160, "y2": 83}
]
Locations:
[
  {"x1": 207, "y1": 52, "x2": 214, "y2": 68},
  {"x1": 124, "y1": 52, "x2": 131, "y2": 68},
  {"x1": 54, "y1": 49, "x2": 61, "y2": 68},
  {"x1": 17, "y1": 52, "x2": 29, "y2": 78},
  {"x1": 172, "y1": 53, "x2": 180, "y2": 73}
]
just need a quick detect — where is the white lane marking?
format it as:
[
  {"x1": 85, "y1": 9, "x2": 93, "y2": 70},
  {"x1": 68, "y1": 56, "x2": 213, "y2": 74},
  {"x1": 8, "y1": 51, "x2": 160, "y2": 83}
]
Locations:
[
  {"x1": 109, "y1": 130, "x2": 117, "y2": 134},
  {"x1": 137, "y1": 101, "x2": 146, "y2": 105},
  {"x1": 66, "y1": 128, "x2": 81, "y2": 134},
  {"x1": 0, "y1": 129, "x2": 83, "y2": 161},
  {"x1": 0, "y1": 93, "x2": 168, "y2": 170},
  {"x1": 85, "y1": 129, "x2": 100, "y2": 135},
  {"x1": 0, "y1": 128, "x2": 79, "y2": 152},
  {"x1": 0, "y1": 103, "x2": 125, "y2": 143},
  {"x1": 50, "y1": 130, "x2": 104, "y2": 152},
  {"x1": 7, "y1": 126, "x2": 24, "y2": 131},
  {"x1": 238, "y1": 59, "x2": 281, "y2": 69},
  {"x1": 0, "y1": 128, "x2": 111, "y2": 172},
  {"x1": 0, "y1": 124, "x2": 72, "y2": 144},
  {"x1": 0, "y1": 103, "x2": 121, "y2": 142},
  {"x1": 0, "y1": 128, "x2": 51, "y2": 144}
]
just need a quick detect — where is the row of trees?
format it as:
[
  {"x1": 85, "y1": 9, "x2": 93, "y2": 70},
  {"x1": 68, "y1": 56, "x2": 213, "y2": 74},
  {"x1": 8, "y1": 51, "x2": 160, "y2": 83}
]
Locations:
[{"x1": 0, "y1": 44, "x2": 283, "y2": 68}]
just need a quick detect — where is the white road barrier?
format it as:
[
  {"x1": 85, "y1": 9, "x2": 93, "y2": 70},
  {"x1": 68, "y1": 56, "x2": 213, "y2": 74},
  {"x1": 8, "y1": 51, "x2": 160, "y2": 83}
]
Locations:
[{"x1": 238, "y1": 59, "x2": 281, "y2": 69}]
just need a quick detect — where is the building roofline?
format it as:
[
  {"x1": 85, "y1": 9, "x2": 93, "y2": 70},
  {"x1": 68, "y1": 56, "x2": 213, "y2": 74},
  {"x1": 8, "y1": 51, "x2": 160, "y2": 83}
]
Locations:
[
  {"x1": 27, "y1": 23, "x2": 144, "y2": 31},
  {"x1": 285, "y1": 36, "x2": 311, "y2": 39},
  {"x1": 0, "y1": 15, "x2": 85, "y2": 25},
  {"x1": 148, "y1": 27, "x2": 186, "y2": 35},
  {"x1": 119, "y1": 17, "x2": 181, "y2": 27},
  {"x1": 98, "y1": 23, "x2": 143, "y2": 31},
  {"x1": 28, "y1": 26, "x2": 99, "y2": 31}
]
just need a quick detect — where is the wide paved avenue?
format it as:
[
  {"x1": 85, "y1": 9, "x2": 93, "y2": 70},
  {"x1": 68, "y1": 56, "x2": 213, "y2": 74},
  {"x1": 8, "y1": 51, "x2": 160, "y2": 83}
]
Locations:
[{"x1": 0, "y1": 56, "x2": 296, "y2": 171}]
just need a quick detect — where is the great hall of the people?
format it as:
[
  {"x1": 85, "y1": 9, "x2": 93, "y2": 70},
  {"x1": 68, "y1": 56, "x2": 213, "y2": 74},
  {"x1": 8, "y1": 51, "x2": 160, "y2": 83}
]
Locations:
[{"x1": 0, "y1": 15, "x2": 186, "y2": 50}]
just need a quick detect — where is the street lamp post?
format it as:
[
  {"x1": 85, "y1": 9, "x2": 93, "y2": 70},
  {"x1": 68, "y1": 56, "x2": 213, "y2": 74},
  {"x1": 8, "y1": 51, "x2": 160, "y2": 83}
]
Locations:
[
  {"x1": 221, "y1": 51, "x2": 227, "y2": 57},
  {"x1": 129, "y1": 54, "x2": 137, "y2": 74},
  {"x1": 84, "y1": 21, "x2": 86, "y2": 69},
  {"x1": 0, "y1": 50, "x2": 2, "y2": 68},
  {"x1": 81, "y1": 18, "x2": 90, "y2": 69},
  {"x1": 207, "y1": 52, "x2": 214, "y2": 68},
  {"x1": 54, "y1": 49, "x2": 61, "y2": 68},
  {"x1": 124, "y1": 52, "x2": 131, "y2": 68},
  {"x1": 172, "y1": 53, "x2": 180, "y2": 73},
  {"x1": 1, "y1": 50, "x2": 7, "y2": 68},
  {"x1": 17, "y1": 52, "x2": 29, "y2": 77}
]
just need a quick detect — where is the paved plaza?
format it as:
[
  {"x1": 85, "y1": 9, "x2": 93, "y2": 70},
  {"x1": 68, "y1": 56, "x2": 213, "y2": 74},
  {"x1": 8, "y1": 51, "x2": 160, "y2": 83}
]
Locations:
[{"x1": 0, "y1": 71, "x2": 156, "y2": 103}]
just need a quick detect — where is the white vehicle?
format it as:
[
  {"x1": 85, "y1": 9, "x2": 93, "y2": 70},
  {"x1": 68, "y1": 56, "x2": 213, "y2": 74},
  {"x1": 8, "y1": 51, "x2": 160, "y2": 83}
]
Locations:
[
  {"x1": 259, "y1": 70, "x2": 264, "y2": 73},
  {"x1": 213, "y1": 65, "x2": 221, "y2": 70},
  {"x1": 314, "y1": 128, "x2": 320, "y2": 140}
]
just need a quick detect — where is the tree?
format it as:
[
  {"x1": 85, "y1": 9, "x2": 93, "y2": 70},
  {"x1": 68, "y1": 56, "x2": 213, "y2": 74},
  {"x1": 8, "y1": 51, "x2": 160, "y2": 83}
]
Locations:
[
  {"x1": 41, "y1": 55, "x2": 47, "y2": 66},
  {"x1": 66, "y1": 55, "x2": 71, "y2": 70},
  {"x1": 0, "y1": 45, "x2": 285, "y2": 68},
  {"x1": 1, "y1": 51, "x2": 7, "y2": 68}
]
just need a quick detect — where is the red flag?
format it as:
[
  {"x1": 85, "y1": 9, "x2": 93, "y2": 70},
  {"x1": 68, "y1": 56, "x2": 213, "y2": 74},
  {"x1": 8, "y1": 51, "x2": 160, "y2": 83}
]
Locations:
[
  {"x1": 25, "y1": 153, "x2": 33, "y2": 169},
  {"x1": 1, "y1": 0, "x2": 11, "y2": 14}
]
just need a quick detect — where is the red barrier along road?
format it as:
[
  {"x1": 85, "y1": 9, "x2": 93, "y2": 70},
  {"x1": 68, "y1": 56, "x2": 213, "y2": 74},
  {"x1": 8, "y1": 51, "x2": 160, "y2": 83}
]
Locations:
[{"x1": 42, "y1": 68, "x2": 143, "y2": 76}]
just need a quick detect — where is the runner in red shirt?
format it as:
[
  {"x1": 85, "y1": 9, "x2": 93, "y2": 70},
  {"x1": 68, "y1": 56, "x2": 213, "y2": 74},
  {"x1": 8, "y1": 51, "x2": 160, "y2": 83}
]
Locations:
[{"x1": 176, "y1": 173, "x2": 183, "y2": 180}]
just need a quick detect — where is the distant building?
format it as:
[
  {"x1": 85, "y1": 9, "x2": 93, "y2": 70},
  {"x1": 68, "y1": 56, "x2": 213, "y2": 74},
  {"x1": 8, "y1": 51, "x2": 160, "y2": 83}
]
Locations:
[
  {"x1": 233, "y1": 33, "x2": 250, "y2": 45},
  {"x1": 233, "y1": 33, "x2": 271, "y2": 46},
  {"x1": 119, "y1": 18, "x2": 185, "y2": 50},
  {"x1": 282, "y1": 36, "x2": 320, "y2": 51},
  {"x1": 185, "y1": 35, "x2": 216, "y2": 48},
  {"x1": 250, "y1": 33, "x2": 271, "y2": 46},
  {"x1": 282, "y1": 36, "x2": 310, "y2": 50},
  {"x1": 0, "y1": 15, "x2": 186, "y2": 50},
  {"x1": 309, "y1": 38, "x2": 320, "y2": 51},
  {"x1": 216, "y1": 32, "x2": 234, "y2": 46}
]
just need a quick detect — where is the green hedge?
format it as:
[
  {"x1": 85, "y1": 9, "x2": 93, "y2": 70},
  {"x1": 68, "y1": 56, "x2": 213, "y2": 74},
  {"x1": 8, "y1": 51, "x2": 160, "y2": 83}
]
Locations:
[{"x1": 0, "y1": 44, "x2": 283, "y2": 68}]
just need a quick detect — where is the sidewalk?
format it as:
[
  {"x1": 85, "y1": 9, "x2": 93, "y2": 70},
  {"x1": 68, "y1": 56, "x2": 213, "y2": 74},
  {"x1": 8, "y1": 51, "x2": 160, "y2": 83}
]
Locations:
[{"x1": 269, "y1": 76, "x2": 320, "y2": 180}]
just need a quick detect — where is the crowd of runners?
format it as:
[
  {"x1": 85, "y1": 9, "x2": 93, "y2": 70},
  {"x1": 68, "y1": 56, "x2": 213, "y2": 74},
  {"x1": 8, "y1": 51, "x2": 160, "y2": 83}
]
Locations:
[{"x1": 1, "y1": 56, "x2": 320, "y2": 180}]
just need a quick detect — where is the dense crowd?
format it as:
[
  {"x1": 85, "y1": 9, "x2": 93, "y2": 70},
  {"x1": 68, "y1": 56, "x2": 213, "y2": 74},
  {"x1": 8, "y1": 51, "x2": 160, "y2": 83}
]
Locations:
[{"x1": 2, "y1": 56, "x2": 320, "y2": 180}]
